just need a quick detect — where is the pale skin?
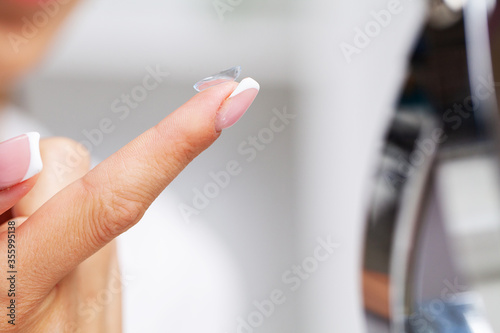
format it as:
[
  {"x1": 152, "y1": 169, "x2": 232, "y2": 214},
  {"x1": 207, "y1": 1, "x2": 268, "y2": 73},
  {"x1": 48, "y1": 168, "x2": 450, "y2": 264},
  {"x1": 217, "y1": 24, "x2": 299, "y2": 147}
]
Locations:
[{"x1": 0, "y1": 1, "x2": 241, "y2": 331}]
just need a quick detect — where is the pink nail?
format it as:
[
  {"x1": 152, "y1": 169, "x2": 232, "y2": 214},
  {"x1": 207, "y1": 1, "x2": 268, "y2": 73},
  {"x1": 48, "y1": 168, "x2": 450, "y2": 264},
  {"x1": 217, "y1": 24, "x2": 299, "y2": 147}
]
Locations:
[
  {"x1": 215, "y1": 77, "x2": 260, "y2": 131},
  {"x1": 0, "y1": 132, "x2": 43, "y2": 190}
]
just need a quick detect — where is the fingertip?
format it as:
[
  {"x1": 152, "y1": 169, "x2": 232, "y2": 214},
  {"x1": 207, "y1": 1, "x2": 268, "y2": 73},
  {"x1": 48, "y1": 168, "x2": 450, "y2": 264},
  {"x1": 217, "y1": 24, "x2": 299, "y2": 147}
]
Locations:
[
  {"x1": 160, "y1": 81, "x2": 240, "y2": 147},
  {"x1": 40, "y1": 137, "x2": 91, "y2": 175},
  {"x1": 215, "y1": 78, "x2": 260, "y2": 131}
]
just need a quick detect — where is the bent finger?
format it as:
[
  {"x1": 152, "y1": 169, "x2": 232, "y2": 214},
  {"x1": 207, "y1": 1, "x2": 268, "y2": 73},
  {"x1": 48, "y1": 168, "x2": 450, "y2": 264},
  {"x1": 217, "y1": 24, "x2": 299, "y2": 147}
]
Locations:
[{"x1": 12, "y1": 137, "x2": 90, "y2": 217}]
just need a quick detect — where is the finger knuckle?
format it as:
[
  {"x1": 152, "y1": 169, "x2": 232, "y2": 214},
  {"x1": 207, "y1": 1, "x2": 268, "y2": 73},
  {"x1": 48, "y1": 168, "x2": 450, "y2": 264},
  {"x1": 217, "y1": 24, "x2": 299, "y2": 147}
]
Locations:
[
  {"x1": 170, "y1": 138, "x2": 199, "y2": 167},
  {"x1": 78, "y1": 176, "x2": 146, "y2": 246},
  {"x1": 42, "y1": 137, "x2": 91, "y2": 173}
]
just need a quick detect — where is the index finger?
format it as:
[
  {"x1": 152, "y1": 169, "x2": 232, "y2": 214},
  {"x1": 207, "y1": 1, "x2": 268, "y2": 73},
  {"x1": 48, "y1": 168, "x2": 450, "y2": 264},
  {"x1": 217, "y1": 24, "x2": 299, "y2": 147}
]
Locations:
[{"x1": 19, "y1": 78, "x2": 259, "y2": 290}]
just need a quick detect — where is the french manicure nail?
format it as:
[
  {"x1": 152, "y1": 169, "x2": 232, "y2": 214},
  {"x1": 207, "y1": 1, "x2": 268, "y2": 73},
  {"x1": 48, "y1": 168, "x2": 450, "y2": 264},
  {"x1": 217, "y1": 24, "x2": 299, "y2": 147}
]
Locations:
[
  {"x1": 0, "y1": 132, "x2": 43, "y2": 190},
  {"x1": 215, "y1": 77, "x2": 260, "y2": 131}
]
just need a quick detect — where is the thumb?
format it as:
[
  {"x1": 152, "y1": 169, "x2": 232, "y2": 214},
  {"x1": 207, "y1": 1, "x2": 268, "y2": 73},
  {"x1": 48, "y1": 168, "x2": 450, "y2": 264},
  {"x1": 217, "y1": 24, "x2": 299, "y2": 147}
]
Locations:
[{"x1": 0, "y1": 132, "x2": 42, "y2": 217}]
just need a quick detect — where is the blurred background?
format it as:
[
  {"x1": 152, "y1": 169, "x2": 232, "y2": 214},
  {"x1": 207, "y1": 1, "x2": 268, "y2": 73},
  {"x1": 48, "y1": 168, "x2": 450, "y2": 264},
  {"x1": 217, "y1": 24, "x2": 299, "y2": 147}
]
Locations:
[{"x1": 15, "y1": 0, "x2": 427, "y2": 332}]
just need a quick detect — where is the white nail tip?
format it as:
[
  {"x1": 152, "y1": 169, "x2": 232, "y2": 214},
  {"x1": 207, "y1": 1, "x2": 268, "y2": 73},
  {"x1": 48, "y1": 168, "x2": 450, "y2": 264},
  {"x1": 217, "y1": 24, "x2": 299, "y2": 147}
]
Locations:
[
  {"x1": 229, "y1": 77, "x2": 260, "y2": 98},
  {"x1": 21, "y1": 132, "x2": 43, "y2": 182}
]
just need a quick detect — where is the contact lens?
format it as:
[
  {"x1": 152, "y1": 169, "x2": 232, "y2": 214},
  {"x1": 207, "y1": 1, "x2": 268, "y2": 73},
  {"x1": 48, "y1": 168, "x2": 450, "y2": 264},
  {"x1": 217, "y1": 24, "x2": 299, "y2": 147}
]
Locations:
[{"x1": 193, "y1": 66, "x2": 242, "y2": 92}]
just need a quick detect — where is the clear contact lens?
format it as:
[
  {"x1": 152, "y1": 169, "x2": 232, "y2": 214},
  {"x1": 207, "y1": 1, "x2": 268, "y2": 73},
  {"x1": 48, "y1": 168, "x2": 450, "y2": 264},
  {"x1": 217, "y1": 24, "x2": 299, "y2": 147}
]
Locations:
[{"x1": 193, "y1": 66, "x2": 242, "y2": 92}]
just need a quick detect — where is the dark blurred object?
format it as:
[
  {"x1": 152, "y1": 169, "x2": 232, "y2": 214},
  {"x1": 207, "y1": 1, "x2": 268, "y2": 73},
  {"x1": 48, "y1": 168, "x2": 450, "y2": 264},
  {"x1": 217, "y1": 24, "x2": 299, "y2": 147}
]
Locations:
[{"x1": 362, "y1": 0, "x2": 500, "y2": 332}]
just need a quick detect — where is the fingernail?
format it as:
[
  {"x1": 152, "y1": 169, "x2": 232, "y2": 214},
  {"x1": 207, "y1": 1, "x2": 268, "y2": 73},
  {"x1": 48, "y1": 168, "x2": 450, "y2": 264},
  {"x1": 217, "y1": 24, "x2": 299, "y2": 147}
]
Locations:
[
  {"x1": 193, "y1": 66, "x2": 241, "y2": 92},
  {"x1": 0, "y1": 132, "x2": 43, "y2": 190},
  {"x1": 215, "y1": 77, "x2": 260, "y2": 131}
]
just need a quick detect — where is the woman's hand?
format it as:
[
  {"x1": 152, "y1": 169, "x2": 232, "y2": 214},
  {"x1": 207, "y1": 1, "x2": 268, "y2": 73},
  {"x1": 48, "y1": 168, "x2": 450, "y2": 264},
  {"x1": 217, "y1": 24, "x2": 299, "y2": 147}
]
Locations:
[{"x1": 0, "y1": 79, "x2": 259, "y2": 332}]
